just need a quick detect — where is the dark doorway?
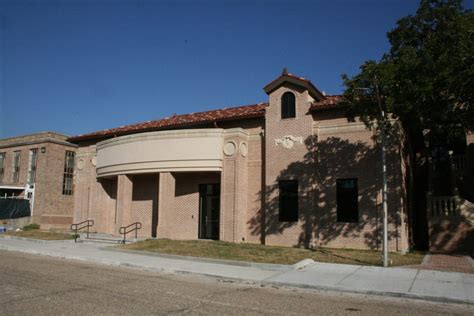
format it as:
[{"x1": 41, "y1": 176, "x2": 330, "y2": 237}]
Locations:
[{"x1": 199, "y1": 183, "x2": 220, "y2": 240}]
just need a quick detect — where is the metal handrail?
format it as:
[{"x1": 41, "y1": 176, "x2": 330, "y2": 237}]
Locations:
[
  {"x1": 119, "y1": 222, "x2": 142, "y2": 244},
  {"x1": 70, "y1": 219, "x2": 94, "y2": 243}
]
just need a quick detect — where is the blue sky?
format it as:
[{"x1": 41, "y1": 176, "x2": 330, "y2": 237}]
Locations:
[{"x1": 1, "y1": 0, "x2": 472, "y2": 138}]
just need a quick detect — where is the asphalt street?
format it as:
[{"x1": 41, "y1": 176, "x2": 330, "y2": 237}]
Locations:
[{"x1": 0, "y1": 250, "x2": 472, "y2": 315}]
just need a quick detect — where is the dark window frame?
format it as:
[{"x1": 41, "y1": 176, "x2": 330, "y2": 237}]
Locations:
[
  {"x1": 336, "y1": 178, "x2": 359, "y2": 223},
  {"x1": 279, "y1": 180, "x2": 298, "y2": 222},
  {"x1": 62, "y1": 150, "x2": 75, "y2": 195},
  {"x1": 281, "y1": 91, "x2": 296, "y2": 119},
  {"x1": 27, "y1": 148, "x2": 38, "y2": 184},
  {"x1": 12, "y1": 151, "x2": 21, "y2": 183},
  {"x1": 0, "y1": 152, "x2": 5, "y2": 184}
]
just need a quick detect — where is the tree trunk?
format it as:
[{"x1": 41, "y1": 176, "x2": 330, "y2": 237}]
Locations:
[{"x1": 402, "y1": 121, "x2": 429, "y2": 250}]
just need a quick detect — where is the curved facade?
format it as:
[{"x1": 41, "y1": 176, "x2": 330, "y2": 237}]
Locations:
[{"x1": 96, "y1": 129, "x2": 225, "y2": 177}]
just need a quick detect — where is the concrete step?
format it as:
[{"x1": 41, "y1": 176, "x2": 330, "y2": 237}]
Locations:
[
  {"x1": 75, "y1": 233, "x2": 145, "y2": 245},
  {"x1": 76, "y1": 238, "x2": 123, "y2": 245}
]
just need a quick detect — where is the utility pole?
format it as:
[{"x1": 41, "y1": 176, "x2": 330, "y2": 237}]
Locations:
[{"x1": 374, "y1": 77, "x2": 389, "y2": 267}]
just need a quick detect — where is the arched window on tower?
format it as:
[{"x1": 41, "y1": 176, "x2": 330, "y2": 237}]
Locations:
[{"x1": 281, "y1": 92, "x2": 296, "y2": 119}]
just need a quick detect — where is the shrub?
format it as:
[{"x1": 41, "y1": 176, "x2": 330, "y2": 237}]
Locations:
[{"x1": 23, "y1": 223, "x2": 40, "y2": 231}]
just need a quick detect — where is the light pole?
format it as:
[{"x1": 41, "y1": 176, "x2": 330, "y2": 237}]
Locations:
[
  {"x1": 356, "y1": 80, "x2": 389, "y2": 267},
  {"x1": 374, "y1": 81, "x2": 389, "y2": 267}
]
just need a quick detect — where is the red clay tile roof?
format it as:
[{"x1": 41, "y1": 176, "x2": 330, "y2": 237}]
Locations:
[
  {"x1": 263, "y1": 72, "x2": 325, "y2": 100},
  {"x1": 68, "y1": 103, "x2": 268, "y2": 142},
  {"x1": 264, "y1": 72, "x2": 312, "y2": 89},
  {"x1": 310, "y1": 95, "x2": 343, "y2": 111}
]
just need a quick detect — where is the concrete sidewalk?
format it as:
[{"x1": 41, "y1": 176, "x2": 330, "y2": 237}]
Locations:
[{"x1": 0, "y1": 235, "x2": 472, "y2": 305}]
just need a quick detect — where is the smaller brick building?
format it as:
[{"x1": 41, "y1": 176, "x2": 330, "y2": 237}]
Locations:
[
  {"x1": 0, "y1": 132, "x2": 77, "y2": 229},
  {"x1": 67, "y1": 71, "x2": 413, "y2": 252}
]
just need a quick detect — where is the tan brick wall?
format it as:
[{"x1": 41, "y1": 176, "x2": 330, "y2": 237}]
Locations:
[
  {"x1": 0, "y1": 133, "x2": 76, "y2": 229},
  {"x1": 36, "y1": 143, "x2": 76, "y2": 229},
  {"x1": 0, "y1": 132, "x2": 70, "y2": 146},
  {"x1": 73, "y1": 145, "x2": 96, "y2": 224},
  {"x1": 131, "y1": 174, "x2": 158, "y2": 237},
  {"x1": 116, "y1": 174, "x2": 133, "y2": 234},
  {"x1": 157, "y1": 172, "x2": 220, "y2": 239},
  {"x1": 264, "y1": 83, "x2": 318, "y2": 248},
  {"x1": 246, "y1": 133, "x2": 264, "y2": 243},
  {"x1": 218, "y1": 117, "x2": 265, "y2": 242},
  {"x1": 74, "y1": 145, "x2": 117, "y2": 234},
  {"x1": 315, "y1": 121, "x2": 407, "y2": 251},
  {"x1": 156, "y1": 172, "x2": 174, "y2": 238},
  {"x1": 218, "y1": 118, "x2": 263, "y2": 135},
  {"x1": 0, "y1": 145, "x2": 28, "y2": 191},
  {"x1": 73, "y1": 124, "x2": 264, "y2": 241},
  {"x1": 263, "y1": 84, "x2": 408, "y2": 252},
  {"x1": 316, "y1": 124, "x2": 380, "y2": 250},
  {"x1": 92, "y1": 179, "x2": 117, "y2": 235},
  {"x1": 220, "y1": 130, "x2": 249, "y2": 242},
  {"x1": 70, "y1": 85, "x2": 411, "y2": 252},
  {"x1": 75, "y1": 151, "x2": 159, "y2": 238}
]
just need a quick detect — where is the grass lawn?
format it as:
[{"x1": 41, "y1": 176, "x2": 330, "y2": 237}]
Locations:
[
  {"x1": 121, "y1": 239, "x2": 425, "y2": 267},
  {"x1": 4, "y1": 230, "x2": 75, "y2": 240}
]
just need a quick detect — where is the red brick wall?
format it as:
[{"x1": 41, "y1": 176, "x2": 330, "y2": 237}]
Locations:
[{"x1": 429, "y1": 218, "x2": 474, "y2": 254}]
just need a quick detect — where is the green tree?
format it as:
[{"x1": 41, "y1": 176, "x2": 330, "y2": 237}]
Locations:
[{"x1": 341, "y1": 0, "x2": 474, "y2": 249}]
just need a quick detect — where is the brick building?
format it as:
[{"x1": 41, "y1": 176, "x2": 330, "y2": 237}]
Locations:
[
  {"x1": 67, "y1": 71, "x2": 415, "y2": 252},
  {"x1": 0, "y1": 132, "x2": 77, "y2": 229}
]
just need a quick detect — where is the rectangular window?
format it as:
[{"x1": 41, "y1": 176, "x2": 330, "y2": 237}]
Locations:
[
  {"x1": 12, "y1": 151, "x2": 21, "y2": 183},
  {"x1": 0, "y1": 152, "x2": 5, "y2": 184},
  {"x1": 337, "y1": 178, "x2": 359, "y2": 223},
  {"x1": 27, "y1": 148, "x2": 38, "y2": 184},
  {"x1": 62, "y1": 150, "x2": 75, "y2": 195},
  {"x1": 279, "y1": 180, "x2": 298, "y2": 222}
]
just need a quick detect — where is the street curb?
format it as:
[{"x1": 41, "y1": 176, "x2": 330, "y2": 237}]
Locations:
[
  {"x1": 0, "y1": 245, "x2": 472, "y2": 306},
  {"x1": 0, "y1": 234, "x2": 75, "y2": 244},
  {"x1": 104, "y1": 247, "x2": 293, "y2": 271},
  {"x1": 261, "y1": 280, "x2": 474, "y2": 306},
  {"x1": 0, "y1": 245, "x2": 175, "y2": 274}
]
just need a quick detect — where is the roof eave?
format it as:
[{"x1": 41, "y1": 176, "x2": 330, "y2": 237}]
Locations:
[
  {"x1": 263, "y1": 74, "x2": 326, "y2": 101},
  {"x1": 67, "y1": 112, "x2": 265, "y2": 143},
  {"x1": 310, "y1": 104, "x2": 347, "y2": 112}
]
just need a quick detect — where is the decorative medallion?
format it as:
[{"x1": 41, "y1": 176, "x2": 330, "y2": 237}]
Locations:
[
  {"x1": 91, "y1": 157, "x2": 97, "y2": 166},
  {"x1": 77, "y1": 159, "x2": 85, "y2": 170},
  {"x1": 274, "y1": 135, "x2": 303, "y2": 149},
  {"x1": 239, "y1": 142, "x2": 248, "y2": 157},
  {"x1": 223, "y1": 141, "x2": 237, "y2": 156}
]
